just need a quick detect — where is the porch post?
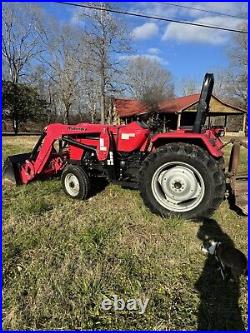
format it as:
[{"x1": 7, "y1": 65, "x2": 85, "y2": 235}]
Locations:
[
  {"x1": 242, "y1": 112, "x2": 246, "y2": 134},
  {"x1": 224, "y1": 115, "x2": 227, "y2": 132},
  {"x1": 177, "y1": 112, "x2": 181, "y2": 129},
  {"x1": 163, "y1": 114, "x2": 166, "y2": 132}
]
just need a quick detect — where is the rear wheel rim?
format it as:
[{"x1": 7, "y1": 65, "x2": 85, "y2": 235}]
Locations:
[
  {"x1": 151, "y1": 161, "x2": 205, "y2": 213},
  {"x1": 64, "y1": 173, "x2": 80, "y2": 197}
]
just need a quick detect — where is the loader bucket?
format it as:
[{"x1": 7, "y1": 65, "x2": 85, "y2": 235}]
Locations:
[{"x1": 3, "y1": 153, "x2": 32, "y2": 185}]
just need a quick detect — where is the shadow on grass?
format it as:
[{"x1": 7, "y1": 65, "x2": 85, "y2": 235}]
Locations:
[
  {"x1": 89, "y1": 178, "x2": 109, "y2": 197},
  {"x1": 195, "y1": 218, "x2": 245, "y2": 330},
  {"x1": 227, "y1": 183, "x2": 248, "y2": 217}
]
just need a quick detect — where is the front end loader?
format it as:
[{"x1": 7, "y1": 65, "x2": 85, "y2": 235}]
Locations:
[{"x1": 3, "y1": 73, "x2": 248, "y2": 218}]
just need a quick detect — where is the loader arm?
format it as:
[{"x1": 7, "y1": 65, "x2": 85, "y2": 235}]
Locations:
[
  {"x1": 28, "y1": 124, "x2": 86, "y2": 176},
  {"x1": 4, "y1": 123, "x2": 113, "y2": 185},
  {"x1": 18, "y1": 124, "x2": 83, "y2": 184}
]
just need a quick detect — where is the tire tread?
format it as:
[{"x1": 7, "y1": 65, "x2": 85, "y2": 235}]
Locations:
[
  {"x1": 139, "y1": 143, "x2": 225, "y2": 219},
  {"x1": 61, "y1": 164, "x2": 90, "y2": 200}
]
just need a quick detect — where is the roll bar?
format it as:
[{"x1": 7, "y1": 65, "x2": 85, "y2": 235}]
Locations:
[{"x1": 193, "y1": 73, "x2": 214, "y2": 133}]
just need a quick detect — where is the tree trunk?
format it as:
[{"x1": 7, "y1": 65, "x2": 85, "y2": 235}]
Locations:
[
  {"x1": 107, "y1": 97, "x2": 113, "y2": 124},
  {"x1": 12, "y1": 83, "x2": 19, "y2": 135},
  {"x1": 13, "y1": 118, "x2": 18, "y2": 135},
  {"x1": 100, "y1": 58, "x2": 106, "y2": 124},
  {"x1": 64, "y1": 105, "x2": 70, "y2": 124},
  {"x1": 100, "y1": 73, "x2": 105, "y2": 124},
  {"x1": 91, "y1": 104, "x2": 96, "y2": 123},
  {"x1": 100, "y1": 93, "x2": 105, "y2": 124}
]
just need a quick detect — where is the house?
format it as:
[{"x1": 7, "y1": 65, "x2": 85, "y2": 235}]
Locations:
[{"x1": 113, "y1": 94, "x2": 247, "y2": 135}]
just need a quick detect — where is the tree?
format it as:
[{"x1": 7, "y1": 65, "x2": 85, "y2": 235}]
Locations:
[
  {"x1": 80, "y1": 3, "x2": 131, "y2": 123},
  {"x1": 2, "y1": 81, "x2": 48, "y2": 128},
  {"x1": 2, "y1": 3, "x2": 46, "y2": 133},
  {"x1": 40, "y1": 24, "x2": 85, "y2": 124},
  {"x1": 77, "y1": 67, "x2": 101, "y2": 123},
  {"x1": 125, "y1": 56, "x2": 174, "y2": 131},
  {"x1": 126, "y1": 56, "x2": 174, "y2": 108},
  {"x1": 214, "y1": 19, "x2": 247, "y2": 110},
  {"x1": 182, "y1": 78, "x2": 198, "y2": 96},
  {"x1": 2, "y1": 3, "x2": 46, "y2": 84},
  {"x1": 227, "y1": 20, "x2": 248, "y2": 109},
  {"x1": 28, "y1": 64, "x2": 58, "y2": 123}
]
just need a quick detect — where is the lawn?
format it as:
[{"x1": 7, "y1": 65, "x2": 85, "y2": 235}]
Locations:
[{"x1": 2, "y1": 136, "x2": 248, "y2": 330}]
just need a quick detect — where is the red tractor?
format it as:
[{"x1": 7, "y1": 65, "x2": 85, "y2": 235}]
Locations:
[{"x1": 3, "y1": 74, "x2": 248, "y2": 219}]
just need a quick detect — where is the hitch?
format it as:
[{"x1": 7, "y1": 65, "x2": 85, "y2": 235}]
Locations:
[{"x1": 227, "y1": 140, "x2": 248, "y2": 215}]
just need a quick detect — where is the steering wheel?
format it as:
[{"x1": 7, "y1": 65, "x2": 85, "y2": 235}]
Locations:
[{"x1": 136, "y1": 120, "x2": 149, "y2": 129}]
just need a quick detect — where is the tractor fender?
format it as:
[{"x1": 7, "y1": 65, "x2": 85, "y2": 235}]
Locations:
[{"x1": 150, "y1": 132, "x2": 223, "y2": 158}]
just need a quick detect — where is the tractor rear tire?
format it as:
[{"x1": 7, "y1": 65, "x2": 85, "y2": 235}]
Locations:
[
  {"x1": 139, "y1": 143, "x2": 226, "y2": 219},
  {"x1": 61, "y1": 165, "x2": 90, "y2": 200}
]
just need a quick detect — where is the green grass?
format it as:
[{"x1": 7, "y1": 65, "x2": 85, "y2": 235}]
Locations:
[{"x1": 2, "y1": 136, "x2": 248, "y2": 330}]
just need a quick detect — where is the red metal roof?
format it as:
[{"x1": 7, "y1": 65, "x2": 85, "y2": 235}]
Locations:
[
  {"x1": 114, "y1": 94, "x2": 200, "y2": 118},
  {"x1": 158, "y1": 94, "x2": 200, "y2": 114},
  {"x1": 113, "y1": 98, "x2": 149, "y2": 117},
  {"x1": 114, "y1": 93, "x2": 245, "y2": 118}
]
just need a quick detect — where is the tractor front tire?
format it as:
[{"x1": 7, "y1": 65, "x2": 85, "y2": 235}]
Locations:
[
  {"x1": 139, "y1": 143, "x2": 225, "y2": 219},
  {"x1": 61, "y1": 165, "x2": 90, "y2": 200}
]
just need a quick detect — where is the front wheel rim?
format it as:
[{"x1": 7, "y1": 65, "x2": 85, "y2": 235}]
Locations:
[
  {"x1": 64, "y1": 173, "x2": 80, "y2": 197},
  {"x1": 151, "y1": 161, "x2": 205, "y2": 213}
]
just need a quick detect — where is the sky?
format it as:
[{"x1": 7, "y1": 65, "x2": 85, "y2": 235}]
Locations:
[{"x1": 38, "y1": 2, "x2": 247, "y2": 95}]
